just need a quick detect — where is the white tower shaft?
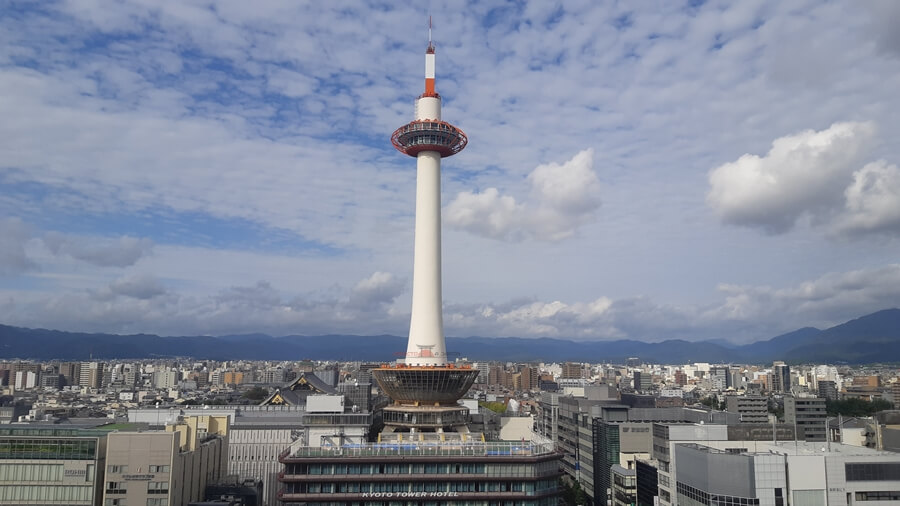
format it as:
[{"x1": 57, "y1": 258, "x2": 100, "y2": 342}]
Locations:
[{"x1": 406, "y1": 51, "x2": 447, "y2": 367}]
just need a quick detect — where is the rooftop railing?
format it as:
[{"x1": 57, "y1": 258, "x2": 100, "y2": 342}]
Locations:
[{"x1": 284, "y1": 438, "x2": 557, "y2": 459}]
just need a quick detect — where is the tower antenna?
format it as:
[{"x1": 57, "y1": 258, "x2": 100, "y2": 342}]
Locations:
[{"x1": 428, "y1": 15, "x2": 434, "y2": 52}]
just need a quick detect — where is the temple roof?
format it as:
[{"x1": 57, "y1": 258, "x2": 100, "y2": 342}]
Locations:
[{"x1": 260, "y1": 372, "x2": 338, "y2": 406}]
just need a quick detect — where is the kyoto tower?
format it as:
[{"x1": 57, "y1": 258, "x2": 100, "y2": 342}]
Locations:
[{"x1": 373, "y1": 22, "x2": 479, "y2": 434}]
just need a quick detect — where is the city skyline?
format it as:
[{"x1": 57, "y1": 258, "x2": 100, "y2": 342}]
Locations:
[{"x1": 2, "y1": 2, "x2": 900, "y2": 342}]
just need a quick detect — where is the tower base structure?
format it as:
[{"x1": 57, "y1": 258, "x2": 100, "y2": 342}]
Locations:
[{"x1": 372, "y1": 364, "x2": 478, "y2": 433}]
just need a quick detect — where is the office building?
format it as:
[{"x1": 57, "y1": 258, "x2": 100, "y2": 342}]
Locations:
[
  {"x1": 536, "y1": 392, "x2": 560, "y2": 443},
  {"x1": 635, "y1": 459, "x2": 658, "y2": 506},
  {"x1": 726, "y1": 395, "x2": 769, "y2": 424},
  {"x1": 708, "y1": 366, "x2": 727, "y2": 391},
  {"x1": 562, "y1": 362, "x2": 584, "y2": 380},
  {"x1": 0, "y1": 424, "x2": 107, "y2": 504},
  {"x1": 785, "y1": 395, "x2": 827, "y2": 441},
  {"x1": 592, "y1": 419, "x2": 653, "y2": 506},
  {"x1": 674, "y1": 370, "x2": 687, "y2": 387},
  {"x1": 103, "y1": 415, "x2": 229, "y2": 506},
  {"x1": 819, "y1": 379, "x2": 839, "y2": 401},
  {"x1": 610, "y1": 464, "x2": 637, "y2": 506},
  {"x1": 633, "y1": 371, "x2": 651, "y2": 392},
  {"x1": 673, "y1": 440, "x2": 900, "y2": 505},
  {"x1": 80, "y1": 361, "x2": 104, "y2": 389},
  {"x1": 772, "y1": 361, "x2": 790, "y2": 394},
  {"x1": 521, "y1": 366, "x2": 540, "y2": 391}
]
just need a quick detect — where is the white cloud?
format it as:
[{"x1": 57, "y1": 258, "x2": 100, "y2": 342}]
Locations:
[
  {"x1": 711, "y1": 264, "x2": 900, "y2": 330},
  {"x1": 445, "y1": 149, "x2": 601, "y2": 241},
  {"x1": 707, "y1": 122, "x2": 876, "y2": 233},
  {"x1": 267, "y1": 67, "x2": 318, "y2": 98},
  {"x1": 1, "y1": 261, "x2": 899, "y2": 343},
  {"x1": 348, "y1": 272, "x2": 405, "y2": 311},
  {"x1": 43, "y1": 233, "x2": 154, "y2": 268},
  {"x1": 708, "y1": 122, "x2": 900, "y2": 239},
  {"x1": 836, "y1": 160, "x2": 900, "y2": 235},
  {"x1": 0, "y1": 271, "x2": 408, "y2": 336}
]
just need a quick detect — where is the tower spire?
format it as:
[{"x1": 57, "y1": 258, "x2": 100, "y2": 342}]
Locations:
[{"x1": 424, "y1": 16, "x2": 436, "y2": 97}]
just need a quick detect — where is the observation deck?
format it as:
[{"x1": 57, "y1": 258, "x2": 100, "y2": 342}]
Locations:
[
  {"x1": 371, "y1": 364, "x2": 479, "y2": 405},
  {"x1": 391, "y1": 120, "x2": 468, "y2": 158}
]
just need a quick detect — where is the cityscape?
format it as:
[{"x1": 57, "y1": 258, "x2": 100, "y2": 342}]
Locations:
[{"x1": 3, "y1": 2, "x2": 900, "y2": 506}]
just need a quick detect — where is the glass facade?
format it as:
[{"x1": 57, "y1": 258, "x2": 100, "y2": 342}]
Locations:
[
  {"x1": 846, "y1": 463, "x2": 900, "y2": 481},
  {"x1": 0, "y1": 438, "x2": 97, "y2": 459},
  {"x1": 293, "y1": 461, "x2": 560, "y2": 478},
  {"x1": 676, "y1": 482, "x2": 759, "y2": 506},
  {"x1": 0, "y1": 484, "x2": 93, "y2": 502},
  {"x1": 0, "y1": 430, "x2": 104, "y2": 506},
  {"x1": 592, "y1": 420, "x2": 620, "y2": 506},
  {"x1": 635, "y1": 460, "x2": 658, "y2": 506}
]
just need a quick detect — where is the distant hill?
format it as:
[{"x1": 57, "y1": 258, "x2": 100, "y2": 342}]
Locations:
[{"x1": 1, "y1": 308, "x2": 898, "y2": 363}]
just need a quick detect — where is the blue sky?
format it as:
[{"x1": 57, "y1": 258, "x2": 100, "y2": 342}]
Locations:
[{"x1": 2, "y1": 0, "x2": 900, "y2": 342}]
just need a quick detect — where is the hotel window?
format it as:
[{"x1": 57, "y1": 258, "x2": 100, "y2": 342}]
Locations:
[
  {"x1": 146, "y1": 499, "x2": 168, "y2": 506},
  {"x1": 149, "y1": 465, "x2": 170, "y2": 473},
  {"x1": 107, "y1": 482, "x2": 127, "y2": 494},
  {"x1": 105, "y1": 500, "x2": 127, "y2": 506},
  {"x1": 148, "y1": 482, "x2": 169, "y2": 494},
  {"x1": 108, "y1": 465, "x2": 128, "y2": 473}
]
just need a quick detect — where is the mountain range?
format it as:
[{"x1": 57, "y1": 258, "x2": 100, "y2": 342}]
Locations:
[{"x1": 1, "y1": 308, "x2": 899, "y2": 364}]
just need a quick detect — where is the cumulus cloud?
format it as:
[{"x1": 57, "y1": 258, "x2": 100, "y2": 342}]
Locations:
[
  {"x1": 347, "y1": 272, "x2": 405, "y2": 311},
  {"x1": 707, "y1": 122, "x2": 876, "y2": 234},
  {"x1": 43, "y1": 233, "x2": 153, "y2": 267},
  {"x1": 445, "y1": 149, "x2": 602, "y2": 241},
  {"x1": 0, "y1": 272, "x2": 408, "y2": 336},
  {"x1": 836, "y1": 160, "x2": 900, "y2": 235},
  {"x1": 0, "y1": 218, "x2": 34, "y2": 275},
  {"x1": 711, "y1": 264, "x2": 900, "y2": 329},
  {"x1": 1, "y1": 263, "x2": 900, "y2": 343}
]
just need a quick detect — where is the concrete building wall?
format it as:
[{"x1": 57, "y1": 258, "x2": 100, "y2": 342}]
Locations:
[
  {"x1": 104, "y1": 416, "x2": 229, "y2": 506},
  {"x1": 229, "y1": 425, "x2": 299, "y2": 506},
  {"x1": 499, "y1": 416, "x2": 534, "y2": 441},
  {"x1": 104, "y1": 431, "x2": 179, "y2": 506},
  {"x1": 785, "y1": 454, "x2": 826, "y2": 506}
]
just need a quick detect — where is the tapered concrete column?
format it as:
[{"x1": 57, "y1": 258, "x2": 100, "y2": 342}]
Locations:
[{"x1": 406, "y1": 150, "x2": 446, "y2": 366}]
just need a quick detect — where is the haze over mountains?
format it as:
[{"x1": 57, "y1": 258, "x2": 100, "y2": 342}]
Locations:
[{"x1": 1, "y1": 309, "x2": 898, "y2": 364}]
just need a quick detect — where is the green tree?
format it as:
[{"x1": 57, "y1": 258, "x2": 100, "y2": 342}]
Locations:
[
  {"x1": 768, "y1": 398, "x2": 784, "y2": 421},
  {"x1": 699, "y1": 396, "x2": 718, "y2": 409},
  {"x1": 561, "y1": 480, "x2": 588, "y2": 506},
  {"x1": 826, "y1": 398, "x2": 892, "y2": 417},
  {"x1": 241, "y1": 386, "x2": 270, "y2": 401}
]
